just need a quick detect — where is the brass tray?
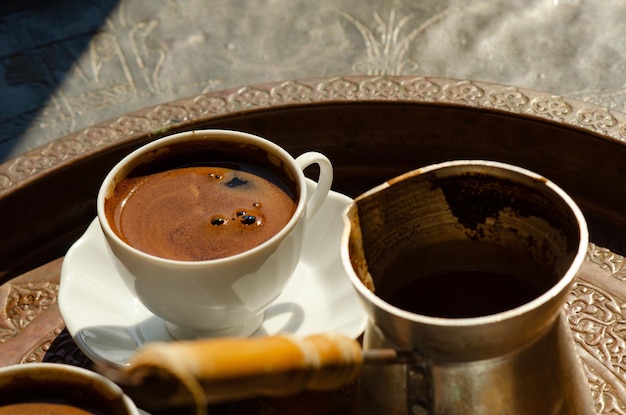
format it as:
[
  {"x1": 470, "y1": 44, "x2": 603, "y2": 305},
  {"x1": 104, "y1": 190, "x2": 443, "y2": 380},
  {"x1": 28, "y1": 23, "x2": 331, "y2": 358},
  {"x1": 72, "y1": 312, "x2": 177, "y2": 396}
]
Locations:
[{"x1": 2, "y1": 76, "x2": 626, "y2": 414}]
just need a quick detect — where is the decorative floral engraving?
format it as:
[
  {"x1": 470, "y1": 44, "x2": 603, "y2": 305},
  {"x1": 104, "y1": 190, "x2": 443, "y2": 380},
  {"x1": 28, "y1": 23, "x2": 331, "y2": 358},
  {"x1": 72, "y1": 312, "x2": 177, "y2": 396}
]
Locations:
[
  {"x1": 319, "y1": 78, "x2": 361, "y2": 100},
  {"x1": 0, "y1": 175, "x2": 12, "y2": 190},
  {"x1": 588, "y1": 243, "x2": 626, "y2": 279},
  {"x1": 0, "y1": 283, "x2": 59, "y2": 342},
  {"x1": 44, "y1": 137, "x2": 87, "y2": 160},
  {"x1": 530, "y1": 95, "x2": 572, "y2": 121},
  {"x1": 361, "y1": 78, "x2": 403, "y2": 99},
  {"x1": 400, "y1": 77, "x2": 441, "y2": 100},
  {"x1": 77, "y1": 126, "x2": 123, "y2": 148},
  {"x1": 338, "y1": 8, "x2": 459, "y2": 76},
  {"x1": 145, "y1": 105, "x2": 188, "y2": 127},
  {"x1": 618, "y1": 122, "x2": 626, "y2": 140},
  {"x1": 568, "y1": 282, "x2": 626, "y2": 364},
  {"x1": 442, "y1": 81, "x2": 484, "y2": 105},
  {"x1": 584, "y1": 363, "x2": 626, "y2": 415},
  {"x1": 5, "y1": 76, "x2": 626, "y2": 192},
  {"x1": 9, "y1": 155, "x2": 57, "y2": 182},
  {"x1": 270, "y1": 81, "x2": 314, "y2": 104},
  {"x1": 184, "y1": 95, "x2": 228, "y2": 118},
  {"x1": 19, "y1": 327, "x2": 63, "y2": 364},
  {"x1": 230, "y1": 86, "x2": 272, "y2": 109},
  {"x1": 338, "y1": 10, "x2": 421, "y2": 75},
  {"x1": 576, "y1": 108, "x2": 617, "y2": 134},
  {"x1": 567, "y1": 279, "x2": 626, "y2": 413},
  {"x1": 111, "y1": 115, "x2": 153, "y2": 136},
  {"x1": 67, "y1": 84, "x2": 135, "y2": 116},
  {"x1": 487, "y1": 87, "x2": 529, "y2": 113}
]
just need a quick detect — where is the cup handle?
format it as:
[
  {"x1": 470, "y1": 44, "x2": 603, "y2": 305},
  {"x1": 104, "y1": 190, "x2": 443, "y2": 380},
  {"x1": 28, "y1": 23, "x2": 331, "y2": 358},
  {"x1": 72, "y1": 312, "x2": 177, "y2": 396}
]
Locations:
[{"x1": 295, "y1": 152, "x2": 333, "y2": 222}]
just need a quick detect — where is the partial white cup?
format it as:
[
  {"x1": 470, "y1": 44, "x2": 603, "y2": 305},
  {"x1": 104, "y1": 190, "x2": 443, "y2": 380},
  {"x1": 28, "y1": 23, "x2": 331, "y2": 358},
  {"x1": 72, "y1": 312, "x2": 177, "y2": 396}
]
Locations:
[
  {"x1": 0, "y1": 363, "x2": 139, "y2": 414},
  {"x1": 97, "y1": 129, "x2": 333, "y2": 339}
]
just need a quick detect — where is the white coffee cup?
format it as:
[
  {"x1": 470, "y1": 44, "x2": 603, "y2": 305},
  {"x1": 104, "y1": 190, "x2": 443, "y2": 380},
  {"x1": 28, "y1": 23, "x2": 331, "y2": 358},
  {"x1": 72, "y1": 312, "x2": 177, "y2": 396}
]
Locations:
[
  {"x1": 97, "y1": 129, "x2": 333, "y2": 339},
  {"x1": 0, "y1": 363, "x2": 139, "y2": 414}
]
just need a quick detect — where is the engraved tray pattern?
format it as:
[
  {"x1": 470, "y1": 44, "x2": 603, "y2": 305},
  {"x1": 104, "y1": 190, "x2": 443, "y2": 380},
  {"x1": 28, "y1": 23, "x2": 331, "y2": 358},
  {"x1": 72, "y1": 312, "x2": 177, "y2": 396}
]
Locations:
[
  {"x1": 1, "y1": 244, "x2": 625, "y2": 414},
  {"x1": 3, "y1": 76, "x2": 626, "y2": 414},
  {"x1": 3, "y1": 76, "x2": 626, "y2": 190},
  {"x1": 570, "y1": 244, "x2": 626, "y2": 415}
]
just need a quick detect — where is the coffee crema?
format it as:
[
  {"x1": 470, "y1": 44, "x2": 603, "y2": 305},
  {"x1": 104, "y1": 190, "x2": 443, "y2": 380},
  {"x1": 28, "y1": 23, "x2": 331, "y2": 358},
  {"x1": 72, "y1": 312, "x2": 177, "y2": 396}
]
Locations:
[
  {"x1": 105, "y1": 165, "x2": 297, "y2": 261},
  {"x1": 0, "y1": 402, "x2": 94, "y2": 415}
]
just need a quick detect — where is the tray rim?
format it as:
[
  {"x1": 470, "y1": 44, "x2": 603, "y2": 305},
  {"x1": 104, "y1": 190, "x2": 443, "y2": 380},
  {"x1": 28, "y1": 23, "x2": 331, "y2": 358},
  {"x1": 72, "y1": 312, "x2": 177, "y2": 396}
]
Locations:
[
  {"x1": 2, "y1": 75, "x2": 626, "y2": 196},
  {"x1": 3, "y1": 75, "x2": 626, "y2": 413}
]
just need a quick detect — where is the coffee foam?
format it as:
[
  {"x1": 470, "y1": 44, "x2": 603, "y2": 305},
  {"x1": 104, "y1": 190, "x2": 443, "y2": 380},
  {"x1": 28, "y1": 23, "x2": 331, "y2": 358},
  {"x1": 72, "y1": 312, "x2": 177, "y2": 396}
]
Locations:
[{"x1": 105, "y1": 166, "x2": 297, "y2": 261}]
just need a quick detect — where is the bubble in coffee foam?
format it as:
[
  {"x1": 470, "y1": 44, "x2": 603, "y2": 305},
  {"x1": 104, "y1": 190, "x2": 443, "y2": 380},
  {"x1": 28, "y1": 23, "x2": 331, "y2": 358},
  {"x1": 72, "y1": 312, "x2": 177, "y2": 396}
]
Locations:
[
  {"x1": 210, "y1": 215, "x2": 227, "y2": 226},
  {"x1": 211, "y1": 206, "x2": 263, "y2": 227},
  {"x1": 234, "y1": 206, "x2": 263, "y2": 226},
  {"x1": 241, "y1": 215, "x2": 258, "y2": 225}
]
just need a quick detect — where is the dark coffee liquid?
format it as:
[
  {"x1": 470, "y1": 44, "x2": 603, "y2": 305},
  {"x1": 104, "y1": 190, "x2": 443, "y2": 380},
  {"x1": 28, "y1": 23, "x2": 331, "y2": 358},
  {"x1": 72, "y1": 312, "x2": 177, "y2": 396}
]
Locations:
[
  {"x1": 383, "y1": 270, "x2": 546, "y2": 318},
  {"x1": 105, "y1": 165, "x2": 297, "y2": 261}
]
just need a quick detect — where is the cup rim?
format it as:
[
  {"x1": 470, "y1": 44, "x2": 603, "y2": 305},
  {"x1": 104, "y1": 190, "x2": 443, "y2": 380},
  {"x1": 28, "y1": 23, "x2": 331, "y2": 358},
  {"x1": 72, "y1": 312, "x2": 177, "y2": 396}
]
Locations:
[
  {"x1": 0, "y1": 363, "x2": 138, "y2": 414},
  {"x1": 341, "y1": 159, "x2": 589, "y2": 327},
  {"x1": 97, "y1": 129, "x2": 307, "y2": 265}
]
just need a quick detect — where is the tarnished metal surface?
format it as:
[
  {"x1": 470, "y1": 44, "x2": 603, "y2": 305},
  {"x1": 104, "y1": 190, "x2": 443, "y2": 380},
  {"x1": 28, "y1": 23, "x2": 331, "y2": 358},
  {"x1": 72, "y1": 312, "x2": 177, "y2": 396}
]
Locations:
[
  {"x1": 1, "y1": 76, "x2": 626, "y2": 413},
  {"x1": 3, "y1": 0, "x2": 626, "y2": 411},
  {"x1": 2, "y1": 246, "x2": 626, "y2": 414},
  {"x1": 343, "y1": 161, "x2": 593, "y2": 414},
  {"x1": 4, "y1": 0, "x2": 626, "y2": 160}
]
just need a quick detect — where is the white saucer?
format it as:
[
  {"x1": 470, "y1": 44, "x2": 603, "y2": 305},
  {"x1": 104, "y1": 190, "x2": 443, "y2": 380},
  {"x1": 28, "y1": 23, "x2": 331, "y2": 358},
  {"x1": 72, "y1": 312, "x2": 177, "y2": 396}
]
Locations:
[{"x1": 59, "y1": 187, "x2": 367, "y2": 367}]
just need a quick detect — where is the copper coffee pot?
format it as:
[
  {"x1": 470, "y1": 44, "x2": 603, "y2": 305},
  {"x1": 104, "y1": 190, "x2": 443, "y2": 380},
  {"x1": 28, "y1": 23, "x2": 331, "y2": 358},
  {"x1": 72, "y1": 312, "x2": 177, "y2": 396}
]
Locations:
[{"x1": 341, "y1": 160, "x2": 595, "y2": 415}]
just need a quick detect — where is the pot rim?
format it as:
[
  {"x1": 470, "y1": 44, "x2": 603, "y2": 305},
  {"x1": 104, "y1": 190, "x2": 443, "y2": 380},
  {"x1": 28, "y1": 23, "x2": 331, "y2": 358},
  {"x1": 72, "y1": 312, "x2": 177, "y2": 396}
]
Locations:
[{"x1": 340, "y1": 159, "x2": 589, "y2": 327}]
